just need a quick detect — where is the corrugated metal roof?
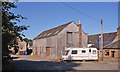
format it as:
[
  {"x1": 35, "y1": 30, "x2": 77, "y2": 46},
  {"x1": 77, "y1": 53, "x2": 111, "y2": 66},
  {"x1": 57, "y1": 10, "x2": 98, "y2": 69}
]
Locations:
[{"x1": 33, "y1": 21, "x2": 74, "y2": 40}]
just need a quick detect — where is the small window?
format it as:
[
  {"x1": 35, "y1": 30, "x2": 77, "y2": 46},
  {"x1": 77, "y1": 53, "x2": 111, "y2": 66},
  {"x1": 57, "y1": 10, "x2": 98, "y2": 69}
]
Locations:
[
  {"x1": 20, "y1": 47, "x2": 23, "y2": 49},
  {"x1": 39, "y1": 35, "x2": 42, "y2": 38},
  {"x1": 105, "y1": 50, "x2": 109, "y2": 56},
  {"x1": 82, "y1": 50, "x2": 86, "y2": 53},
  {"x1": 44, "y1": 34, "x2": 47, "y2": 37},
  {"x1": 89, "y1": 49, "x2": 91, "y2": 52},
  {"x1": 71, "y1": 50, "x2": 77, "y2": 54},
  {"x1": 93, "y1": 50, "x2": 96, "y2": 54},
  {"x1": 54, "y1": 31, "x2": 59, "y2": 34},
  {"x1": 47, "y1": 33, "x2": 51, "y2": 36},
  {"x1": 111, "y1": 51, "x2": 115, "y2": 57}
]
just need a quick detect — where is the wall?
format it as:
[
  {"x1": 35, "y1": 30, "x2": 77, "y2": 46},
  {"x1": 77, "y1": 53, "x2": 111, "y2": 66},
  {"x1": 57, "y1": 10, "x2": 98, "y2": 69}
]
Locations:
[
  {"x1": 103, "y1": 49, "x2": 120, "y2": 61},
  {"x1": 17, "y1": 38, "x2": 27, "y2": 55},
  {"x1": 56, "y1": 22, "x2": 79, "y2": 59},
  {"x1": 82, "y1": 31, "x2": 88, "y2": 48},
  {"x1": 33, "y1": 38, "x2": 47, "y2": 56},
  {"x1": 46, "y1": 35, "x2": 57, "y2": 59}
]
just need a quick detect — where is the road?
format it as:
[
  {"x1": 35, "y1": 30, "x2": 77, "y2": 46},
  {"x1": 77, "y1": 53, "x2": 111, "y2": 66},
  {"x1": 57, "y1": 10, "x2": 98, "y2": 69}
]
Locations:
[{"x1": 10, "y1": 55, "x2": 118, "y2": 70}]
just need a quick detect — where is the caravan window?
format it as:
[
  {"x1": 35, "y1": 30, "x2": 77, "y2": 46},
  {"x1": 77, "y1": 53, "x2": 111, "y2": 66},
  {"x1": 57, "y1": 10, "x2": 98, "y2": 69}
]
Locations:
[
  {"x1": 71, "y1": 50, "x2": 77, "y2": 54},
  {"x1": 89, "y1": 49, "x2": 91, "y2": 52},
  {"x1": 63, "y1": 50, "x2": 69, "y2": 55},
  {"x1": 82, "y1": 50, "x2": 86, "y2": 53},
  {"x1": 93, "y1": 50, "x2": 96, "y2": 54}
]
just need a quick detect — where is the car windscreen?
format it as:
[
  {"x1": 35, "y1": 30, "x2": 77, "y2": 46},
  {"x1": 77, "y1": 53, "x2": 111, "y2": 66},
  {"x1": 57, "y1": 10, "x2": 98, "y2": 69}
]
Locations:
[{"x1": 63, "y1": 50, "x2": 69, "y2": 55}]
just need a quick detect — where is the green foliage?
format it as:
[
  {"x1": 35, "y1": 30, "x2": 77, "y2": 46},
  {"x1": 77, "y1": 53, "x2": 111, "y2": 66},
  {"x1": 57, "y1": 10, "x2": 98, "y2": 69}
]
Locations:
[
  {"x1": 23, "y1": 38, "x2": 32, "y2": 47},
  {"x1": 23, "y1": 38, "x2": 32, "y2": 43},
  {"x1": 2, "y1": 2, "x2": 29, "y2": 55}
]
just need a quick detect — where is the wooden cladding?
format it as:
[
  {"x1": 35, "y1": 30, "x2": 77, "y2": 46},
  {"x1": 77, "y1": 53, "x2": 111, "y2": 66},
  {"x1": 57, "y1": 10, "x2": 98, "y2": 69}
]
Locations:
[{"x1": 79, "y1": 24, "x2": 82, "y2": 48}]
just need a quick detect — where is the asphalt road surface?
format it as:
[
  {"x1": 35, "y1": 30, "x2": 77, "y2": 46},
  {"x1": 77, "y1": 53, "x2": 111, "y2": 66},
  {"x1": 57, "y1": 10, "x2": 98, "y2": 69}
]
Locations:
[{"x1": 10, "y1": 55, "x2": 119, "y2": 70}]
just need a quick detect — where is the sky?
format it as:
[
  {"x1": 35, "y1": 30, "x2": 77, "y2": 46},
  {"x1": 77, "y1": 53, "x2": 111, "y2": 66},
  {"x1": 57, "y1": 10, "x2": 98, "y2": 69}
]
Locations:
[{"x1": 12, "y1": 2, "x2": 118, "y2": 40}]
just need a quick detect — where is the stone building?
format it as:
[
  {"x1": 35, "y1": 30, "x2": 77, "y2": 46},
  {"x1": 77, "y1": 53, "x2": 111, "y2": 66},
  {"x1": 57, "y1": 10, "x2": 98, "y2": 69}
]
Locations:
[
  {"x1": 9, "y1": 37, "x2": 27, "y2": 55},
  {"x1": 17, "y1": 37, "x2": 27, "y2": 55},
  {"x1": 33, "y1": 21, "x2": 88, "y2": 59},
  {"x1": 88, "y1": 26, "x2": 120, "y2": 61}
]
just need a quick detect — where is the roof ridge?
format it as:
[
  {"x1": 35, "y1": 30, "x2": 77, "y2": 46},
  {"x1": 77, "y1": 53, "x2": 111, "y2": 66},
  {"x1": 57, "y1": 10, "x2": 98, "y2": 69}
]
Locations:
[
  {"x1": 43, "y1": 21, "x2": 73, "y2": 32},
  {"x1": 33, "y1": 21, "x2": 73, "y2": 40},
  {"x1": 88, "y1": 32, "x2": 117, "y2": 36}
]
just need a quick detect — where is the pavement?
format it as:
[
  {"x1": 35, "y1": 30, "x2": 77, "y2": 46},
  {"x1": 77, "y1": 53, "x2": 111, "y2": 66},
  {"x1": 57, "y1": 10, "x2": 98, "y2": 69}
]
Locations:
[{"x1": 9, "y1": 55, "x2": 119, "y2": 70}]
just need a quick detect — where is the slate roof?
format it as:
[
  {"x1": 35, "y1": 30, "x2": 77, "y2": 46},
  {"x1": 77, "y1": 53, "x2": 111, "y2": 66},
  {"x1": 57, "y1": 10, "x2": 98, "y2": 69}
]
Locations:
[
  {"x1": 88, "y1": 32, "x2": 117, "y2": 49},
  {"x1": 103, "y1": 39, "x2": 120, "y2": 48},
  {"x1": 33, "y1": 21, "x2": 74, "y2": 40}
]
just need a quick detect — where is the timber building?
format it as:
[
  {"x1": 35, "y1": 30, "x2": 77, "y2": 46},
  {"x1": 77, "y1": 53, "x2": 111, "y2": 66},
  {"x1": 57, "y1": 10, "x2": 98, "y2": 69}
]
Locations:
[{"x1": 33, "y1": 21, "x2": 88, "y2": 59}]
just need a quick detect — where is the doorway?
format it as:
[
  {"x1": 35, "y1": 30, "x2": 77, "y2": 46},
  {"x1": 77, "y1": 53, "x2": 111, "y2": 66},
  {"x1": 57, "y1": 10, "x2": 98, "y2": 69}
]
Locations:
[
  {"x1": 46, "y1": 47, "x2": 50, "y2": 56},
  {"x1": 111, "y1": 51, "x2": 115, "y2": 57},
  {"x1": 36, "y1": 47, "x2": 37, "y2": 55}
]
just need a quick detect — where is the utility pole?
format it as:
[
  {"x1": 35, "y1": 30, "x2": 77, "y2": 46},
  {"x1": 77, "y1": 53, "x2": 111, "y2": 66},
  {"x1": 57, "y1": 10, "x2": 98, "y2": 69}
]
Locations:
[{"x1": 99, "y1": 19, "x2": 103, "y2": 61}]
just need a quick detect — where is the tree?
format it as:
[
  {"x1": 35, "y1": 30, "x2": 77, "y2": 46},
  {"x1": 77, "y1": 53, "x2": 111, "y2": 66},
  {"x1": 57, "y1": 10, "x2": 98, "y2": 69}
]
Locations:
[
  {"x1": 2, "y1": 1, "x2": 29, "y2": 57},
  {"x1": 23, "y1": 38, "x2": 32, "y2": 47}
]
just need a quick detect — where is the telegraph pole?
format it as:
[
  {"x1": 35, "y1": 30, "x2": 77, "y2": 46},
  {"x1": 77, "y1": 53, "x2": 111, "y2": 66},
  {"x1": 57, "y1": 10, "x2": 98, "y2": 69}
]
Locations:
[{"x1": 99, "y1": 19, "x2": 103, "y2": 61}]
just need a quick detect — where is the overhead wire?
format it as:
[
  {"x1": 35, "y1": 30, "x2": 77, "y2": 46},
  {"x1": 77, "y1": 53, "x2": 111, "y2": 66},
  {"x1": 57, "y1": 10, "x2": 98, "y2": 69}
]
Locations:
[
  {"x1": 58, "y1": 1, "x2": 102, "y2": 34},
  {"x1": 58, "y1": 1, "x2": 101, "y2": 24}
]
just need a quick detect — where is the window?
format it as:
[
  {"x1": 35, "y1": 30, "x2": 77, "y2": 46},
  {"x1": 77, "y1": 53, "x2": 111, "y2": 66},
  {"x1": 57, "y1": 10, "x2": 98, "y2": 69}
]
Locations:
[
  {"x1": 54, "y1": 31, "x2": 59, "y2": 34},
  {"x1": 39, "y1": 35, "x2": 42, "y2": 38},
  {"x1": 63, "y1": 50, "x2": 69, "y2": 55},
  {"x1": 89, "y1": 49, "x2": 91, "y2": 52},
  {"x1": 105, "y1": 50, "x2": 109, "y2": 56},
  {"x1": 111, "y1": 51, "x2": 115, "y2": 57},
  {"x1": 20, "y1": 47, "x2": 23, "y2": 49},
  {"x1": 71, "y1": 50, "x2": 77, "y2": 54},
  {"x1": 93, "y1": 50, "x2": 96, "y2": 54},
  {"x1": 47, "y1": 33, "x2": 51, "y2": 36},
  {"x1": 82, "y1": 50, "x2": 86, "y2": 53},
  {"x1": 44, "y1": 34, "x2": 47, "y2": 37}
]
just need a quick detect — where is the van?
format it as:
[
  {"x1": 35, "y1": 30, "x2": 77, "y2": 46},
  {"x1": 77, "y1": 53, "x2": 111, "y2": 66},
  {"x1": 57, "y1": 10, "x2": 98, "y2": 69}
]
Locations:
[{"x1": 62, "y1": 48, "x2": 98, "y2": 61}]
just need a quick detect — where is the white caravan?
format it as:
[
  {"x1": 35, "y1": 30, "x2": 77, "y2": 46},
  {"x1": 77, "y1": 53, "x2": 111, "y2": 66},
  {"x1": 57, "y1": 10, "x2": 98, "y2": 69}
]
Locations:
[{"x1": 62, "y1": 48, "x2": 98, "y2": 61}]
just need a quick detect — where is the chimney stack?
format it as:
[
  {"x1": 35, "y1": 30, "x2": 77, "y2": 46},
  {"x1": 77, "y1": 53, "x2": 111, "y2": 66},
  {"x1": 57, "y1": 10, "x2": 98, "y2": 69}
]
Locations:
[
  {"x1": 117, "y1": 26, "x2": 120, "y2": 40},
  {"x1": 79, "y1": 19, "x2": 82, "y2": 48}
]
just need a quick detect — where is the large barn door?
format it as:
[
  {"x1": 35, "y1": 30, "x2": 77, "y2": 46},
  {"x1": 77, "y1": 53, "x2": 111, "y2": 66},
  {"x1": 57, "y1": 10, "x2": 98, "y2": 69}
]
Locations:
[
  {"x1": 67, "y1": 32, "x2": 72, "y2": 47},
  {"x1": 46, "y1": 47, "x2": 50, "y2": 56}
]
